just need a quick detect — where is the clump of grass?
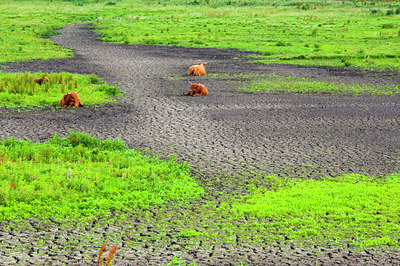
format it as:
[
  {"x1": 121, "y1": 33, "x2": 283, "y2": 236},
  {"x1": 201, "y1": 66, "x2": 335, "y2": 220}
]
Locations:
[
  {"x1": 216, "y1": 73, "x2": 400, "y2": 95},
  {"x1": 166, "y1": 256, "x2": 197, "y2": 266},
  {"x1": 230, "y1": 173, "x2": 400, "y2": 248},
  {"x1": 0, "y1": 72, "x2": 121, "y2": 108},
  {"x1": 0, "y1": 131, "x2": 204, "y2": 221}
]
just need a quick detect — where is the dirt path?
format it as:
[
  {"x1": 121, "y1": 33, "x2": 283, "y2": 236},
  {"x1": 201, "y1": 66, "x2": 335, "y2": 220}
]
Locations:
[{"x1": 0, "y1": 24, "x2": 399, "y2": 265}]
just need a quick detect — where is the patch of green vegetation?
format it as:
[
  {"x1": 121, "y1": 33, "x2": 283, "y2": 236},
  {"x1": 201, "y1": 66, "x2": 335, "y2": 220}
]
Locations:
[
  {"x1": 230, "y1": 173, "x2": 400, "y2": 248},
  {"x1": 208, "y1": 73, "x2": 400, "y2": 95},
  {"x1": 2, "y1": 0, "x2": 400, "y2": 70},
  {"x1": 178, "y1": 229, "x2": 203, "y2": 238},
  {"x1": 0, "y1": 1, "x2": 104, "y2": 62},
  {"x1": 0, "y1": 131, "x2": 204, "y2": 221},
  {"x1": 94, "y1": 0, "x2": 400, "y2": 70},
  {"x1": 234, "y1": 74, "x2": 399, "y2": 95},
  {"x1": 166, "y1": 256, "x2": 197, "y2": 266},
  {"x1": 0, "y1": 72, "x2": 121, "y2": 108}
]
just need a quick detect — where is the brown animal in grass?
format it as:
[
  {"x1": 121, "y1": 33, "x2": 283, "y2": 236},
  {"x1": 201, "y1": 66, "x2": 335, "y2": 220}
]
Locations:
[
  {"x1": 188, "y1": 62, "x2": 207, "y2": 76},
  {"x1": 60, "y1": 91, "x2": 83, "y2": 107},
  {"x1": 185, "y1": 81, "x2": 208, "y2": 97},
  {"x1": 34, "y1": 76, "x2": 49, "y2": 85}
]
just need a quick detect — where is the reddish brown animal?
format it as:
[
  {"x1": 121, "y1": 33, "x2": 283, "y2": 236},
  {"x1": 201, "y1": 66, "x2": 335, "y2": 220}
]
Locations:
[
  {"x1": 60, "y1": 91, "x2": 83, "y2": 107},
  {"x1": 185, "y1": 81, "x2": 208, "y2": 97},
  {"x1": 188, "y1": 62, "x2": 207, "y2": 76},
  {"x1": 34, "y1": 76, "x2": 49, "y2": 85}
]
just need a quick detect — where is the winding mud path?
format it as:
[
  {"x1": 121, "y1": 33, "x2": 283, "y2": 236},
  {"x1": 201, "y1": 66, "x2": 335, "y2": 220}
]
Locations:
[{"x1": 0, "y1": 24, "x2": 399, "y2": 264}]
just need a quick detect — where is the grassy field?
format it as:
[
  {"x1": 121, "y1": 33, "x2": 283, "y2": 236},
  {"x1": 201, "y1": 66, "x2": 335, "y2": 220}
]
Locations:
[
  {"x1": 1, "y1": 0, "x2": 399, "y2": 70},
  {"x1": 0, "y1": 0, "x2": 109, "y2": 63},
  {"x1": 95, "y1": 1, "x2": 400, "y2": 70}
]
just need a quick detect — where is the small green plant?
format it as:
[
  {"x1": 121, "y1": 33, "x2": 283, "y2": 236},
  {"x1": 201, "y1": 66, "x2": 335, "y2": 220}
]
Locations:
[
  {"x1": 178, "y1": 229, "x2": 203, "y2": 238},
  {"x1": 97, "y1": 83, "x2": 121, "y2": 96},
  {"x1": 89, "y1": 73, "x2": 103, "y2": 84},
  {"x1": 386, "y1": 9, "x2": 394, "y2": 16},
  {"x1": 166, "y1": 256, "x2": 197, "y2": 266}
]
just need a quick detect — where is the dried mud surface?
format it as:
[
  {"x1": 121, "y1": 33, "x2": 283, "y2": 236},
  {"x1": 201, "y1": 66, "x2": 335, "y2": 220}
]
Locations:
[{"x1": 0, "y1": 24, "x2": 399, "y2": 265}]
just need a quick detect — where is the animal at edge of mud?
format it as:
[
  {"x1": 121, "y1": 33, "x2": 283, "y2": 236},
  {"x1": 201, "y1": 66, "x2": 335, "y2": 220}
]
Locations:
[
  {"x1": 188, "y1": 62, "x2": 207, "y2": 76},
  {"x1": 185, "y1": 81, "x2": 208, "y2": 97},
  {"x1": 60, "y1": 91, "x2": 83, "y2": 107},
  {"x1": 34, "y1": 76, "x2": 49, "y2": 85}
]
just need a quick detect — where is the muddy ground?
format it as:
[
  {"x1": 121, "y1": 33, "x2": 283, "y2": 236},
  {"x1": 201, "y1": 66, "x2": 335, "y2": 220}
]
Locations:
[{"x1": 0, "y1": 24, "x2": 399, "y2": 265}]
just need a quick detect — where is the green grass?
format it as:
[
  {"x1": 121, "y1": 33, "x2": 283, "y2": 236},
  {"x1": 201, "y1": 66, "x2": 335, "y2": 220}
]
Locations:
[
  {"x1": 211, "y1": 73, "x2": 400, "y2": 95},
  {"x1": 1, "y1": 0, "x2": 400, "y2": 70},
  {"x1": 94, "y1": 1, "x2": 400, "y2": 70},
  {"x1": 230, "y1": 174, "x2": 400, "y2": 248},
  {"x1": 0, "y1": 131, "x2": 204, "y2": 221},
  {"x1": 0, "y1": 72, "x2": 120, "y2": 108},
  {"x1": 0, "y1": 0, "x2": 116, "y2": 62},
  {"x1": 166, "y1": 256, "x2": 197, "y2": 266}
]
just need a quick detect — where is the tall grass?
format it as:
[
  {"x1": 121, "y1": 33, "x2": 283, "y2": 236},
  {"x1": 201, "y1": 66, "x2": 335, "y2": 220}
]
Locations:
[
  {"x1": 0, "y1": 72, "x2": 120, "y2": 107},
  {"x1": 0, "y1": 131, "x2": 204, "y2": 221}
]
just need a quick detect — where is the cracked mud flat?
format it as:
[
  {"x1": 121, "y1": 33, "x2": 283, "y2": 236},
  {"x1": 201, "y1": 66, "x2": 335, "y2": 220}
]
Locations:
[{"x1": 0, "y1": 24, "x2": 399, "y2": 265}]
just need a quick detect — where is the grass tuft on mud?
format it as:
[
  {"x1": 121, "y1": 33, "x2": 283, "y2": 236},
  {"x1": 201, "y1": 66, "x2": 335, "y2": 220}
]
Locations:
[
  {"x1": 0, "y1": 131, "x2": 204, "y2": 221},
  {"x1": 230, "y1": 174, "x2": 400, "y2": 248}
]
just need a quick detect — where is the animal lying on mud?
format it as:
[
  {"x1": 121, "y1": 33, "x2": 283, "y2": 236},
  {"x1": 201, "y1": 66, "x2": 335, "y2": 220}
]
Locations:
[
  {"x1": 185, "y1": 81, "x2": 208, "y2": 97},
  {"x1": 188, "y1": 62, "x2": 207, "y2": 76},
  {"x1": 34, "y1": 76, "x2": 49, "y2": 85},
  {"x1": 60, "y1": 91, "x2": 83, "y2": 107}
]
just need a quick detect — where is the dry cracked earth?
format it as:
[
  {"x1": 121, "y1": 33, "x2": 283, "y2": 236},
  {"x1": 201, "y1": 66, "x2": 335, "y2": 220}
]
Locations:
[{"x1": 0, "y1": 24, "x2": 399, "y2": 265}]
